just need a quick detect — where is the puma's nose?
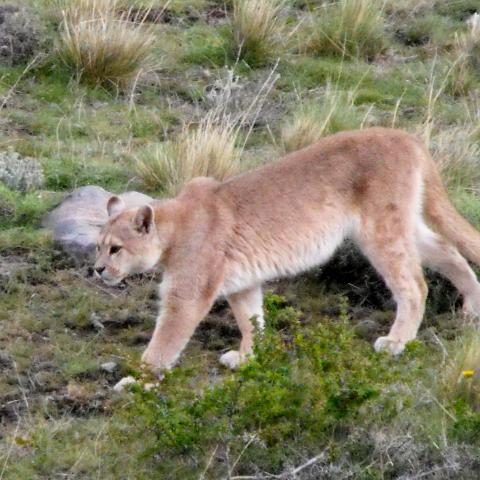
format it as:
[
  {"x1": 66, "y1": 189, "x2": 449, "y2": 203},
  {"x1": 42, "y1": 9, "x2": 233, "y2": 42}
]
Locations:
[{"x1": 95, "y1": 266, "x2": 105, "y2": 275}]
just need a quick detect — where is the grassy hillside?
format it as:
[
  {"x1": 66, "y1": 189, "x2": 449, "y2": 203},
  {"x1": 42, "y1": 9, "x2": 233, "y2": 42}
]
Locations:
[{"x1": 1, "y1": 0, "x2": 480, "y2": 478}]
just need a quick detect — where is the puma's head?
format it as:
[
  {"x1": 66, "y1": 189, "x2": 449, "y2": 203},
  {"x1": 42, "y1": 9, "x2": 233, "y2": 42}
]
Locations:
[{"x1": 94, "y1": 196, "x2": 164, "y2": 286}]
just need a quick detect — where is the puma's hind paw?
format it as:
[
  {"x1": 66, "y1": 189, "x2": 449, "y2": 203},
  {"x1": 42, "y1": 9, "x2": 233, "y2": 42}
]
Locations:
[
  {"x1": 374, "y1": 336, "x2": 406, "y2": 355},
  {"x1": 219, "y1": 350, "x2": 248, "y2": 370}
]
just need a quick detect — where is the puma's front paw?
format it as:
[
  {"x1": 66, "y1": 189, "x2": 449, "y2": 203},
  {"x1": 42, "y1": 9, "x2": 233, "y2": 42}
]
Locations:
[
  {"x1": 219, "y1": 350, "x2": 247, "y2": 370},
  {"x1": 374, "y1": 336, "x2": 406, "y2": 355},
  {"x1": 462, "y1": 296, "x2": 480, "y2": 318},
  {"x1": 141, "y1": 346, "x2": 162, "y2": 369}
]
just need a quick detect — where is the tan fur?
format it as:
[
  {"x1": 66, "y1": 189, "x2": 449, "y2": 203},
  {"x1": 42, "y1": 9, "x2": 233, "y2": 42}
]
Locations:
[{"x1": 94, "y1": 127, "x2": 480, "y2": 370}]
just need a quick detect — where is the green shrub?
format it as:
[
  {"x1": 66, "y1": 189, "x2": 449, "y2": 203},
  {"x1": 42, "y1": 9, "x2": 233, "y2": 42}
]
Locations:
[
  {"x1": 395, "y1": 14, "x2": 454, "y2": 47},
  {"x1": 0, "y1": 184, "x2": 58, "y2": 229},
  {"x1": 121, "y1": 295, "x2": 432, "y2": 477}
]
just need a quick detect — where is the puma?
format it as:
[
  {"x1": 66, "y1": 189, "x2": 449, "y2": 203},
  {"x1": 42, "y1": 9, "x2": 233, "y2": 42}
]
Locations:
[{"x1": 94, "y1": 128, "x2": 480, "y2": 371}]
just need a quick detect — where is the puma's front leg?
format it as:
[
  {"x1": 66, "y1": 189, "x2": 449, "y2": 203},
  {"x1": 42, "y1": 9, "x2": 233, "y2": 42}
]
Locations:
[{"x1": 141, "y1": 279, "x2": 219, "y2": 371}]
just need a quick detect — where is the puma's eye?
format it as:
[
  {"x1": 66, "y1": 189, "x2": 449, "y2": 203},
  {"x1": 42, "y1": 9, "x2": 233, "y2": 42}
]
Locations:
[{"x1": 110, "y1": 245, "x2": 122, "y2": 255}]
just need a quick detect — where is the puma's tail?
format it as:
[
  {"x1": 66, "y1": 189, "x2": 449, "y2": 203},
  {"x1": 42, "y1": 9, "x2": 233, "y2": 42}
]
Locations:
[{"x1": 424, "y1": 156, "x2": 480, "y2": 267}]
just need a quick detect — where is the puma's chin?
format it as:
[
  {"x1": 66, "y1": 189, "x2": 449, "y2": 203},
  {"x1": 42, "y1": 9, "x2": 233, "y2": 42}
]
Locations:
[
  {"x1": 98, "y1": 274, "x2": 124, "y2": 286},
  {"x1": 104, "y1": 278, "x2": 123, "y2": 286}
]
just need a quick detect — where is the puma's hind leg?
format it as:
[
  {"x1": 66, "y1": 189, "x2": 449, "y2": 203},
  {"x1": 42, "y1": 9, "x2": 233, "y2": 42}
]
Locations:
[
  {"x1": 220, "y1": 285, "x2": 264, "y2": 369},
  {"x1": 417, "y1": 222, "x2": 480, "y2": 317},
  {"x1": 358, "y1": 221, "x2": 428, "y2": 355}
]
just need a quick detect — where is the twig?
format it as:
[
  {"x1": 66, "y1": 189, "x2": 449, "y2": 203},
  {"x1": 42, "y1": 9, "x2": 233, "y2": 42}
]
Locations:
[
  {"x1": 231, "y1": 451, "x2": 326, "y2": 479},
  {"x1": 430, "y1": 330, "x2": 448, "y2": 362},
  {"x1": 391, "y1": 88, "x2": 406, "y2": 128},
  {"x1": 423, "y1": 387, "x2": 457, "y2": 422},
  {"x1": 12, "y1": 361, "x2": 29, "y2": 413},
  {"x1": 69, "y1": 271, "x2": 123, "y2": 298},
  {"x1": 198, "y1": 444, "x2": 219, "y2": 480},
  {"x1": 0, "y1": 54, "x2": 40, "y2": 110},
  {"x1": 0, "y1": 420, "x2": 20, "y2": 480},
  {"x1": 288, "y1": 453, "x2": 326, "y2": 476},
  {"x1": 229, "y1": 435, "x2": 257, "y2": 477},
  {"x1": 410, "y1": 465, "x2": 456, "y2": 479},
  {"x1": 238, "y1": 59, "x2": 280, "y2": 152}
]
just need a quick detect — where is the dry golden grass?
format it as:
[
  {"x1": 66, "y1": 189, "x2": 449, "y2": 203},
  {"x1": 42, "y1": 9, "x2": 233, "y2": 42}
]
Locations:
[
  {"x1": 280, "y1": 85, "x2": 361, "y2": 153},
  {"x1": 58, "y1": 0, "x2": 157, "y2": 88},
  {"x1": 307, "y1": 0, "x2": 387, "y2": 59},
  {"x1": 135, "y1": 113, "x2": 240, "y2": 195},
  {"x1": 448, "y1": 13, "x2": 480, "y2": 96},
  {"x1": 430, "y1": 125, "x2": 480, "y2": 192},
  {"x1": 231, "y1": 0, "x2": 286, "y2": 66},
  {"x1": 135, "y1": 66, "x2": 279, "y2": 194}
]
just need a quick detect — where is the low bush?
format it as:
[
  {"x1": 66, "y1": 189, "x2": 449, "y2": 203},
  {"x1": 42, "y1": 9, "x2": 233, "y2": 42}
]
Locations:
[
  {"x1": 0, "y1": 4, "x2": 45, "y2": 66},
  {"x1": 120, "y1": 294, "x2": 438, "y2": 478}
]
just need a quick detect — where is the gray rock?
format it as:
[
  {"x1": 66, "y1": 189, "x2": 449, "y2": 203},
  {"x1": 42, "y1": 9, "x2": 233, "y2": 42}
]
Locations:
[
  {"x1": 42, "y1": 186, "x2": 153, "y2": 263},
  {"x1": 101, "y1": 362, "x2": 118, "y2": 373},
  {"x1": 113, "y1": 376, "x2": 137, "y2": 392},
  {"x1": 0, "y1": 148, "x2": 44, "y2": 192}
]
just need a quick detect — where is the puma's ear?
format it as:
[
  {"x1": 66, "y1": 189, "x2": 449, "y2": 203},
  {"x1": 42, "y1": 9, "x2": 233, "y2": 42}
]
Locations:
[
  {"x1": 106, "y1": 196, "x2": 125, "y2": 217},
  {"x1": 133, "y1": 205, "x2": 154, "y2": 234}
]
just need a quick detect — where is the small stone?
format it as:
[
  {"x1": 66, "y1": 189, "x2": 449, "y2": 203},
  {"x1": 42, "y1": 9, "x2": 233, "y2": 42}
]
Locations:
[
  {"x1": 113, "y1": 376, "x2": 137, "y2": 392},
  {"x1": 143, "y1": 382, "x2": 160, "y2": 391},
  {"x1": 90, "y1": 313, "x2": 105, "y2": 331},
  {"x1": 0, "y1": 351, "x2": 12, "y2": 368},
  {"x1": 101, "y1": 361, "x2": 118, "y2": 373}
]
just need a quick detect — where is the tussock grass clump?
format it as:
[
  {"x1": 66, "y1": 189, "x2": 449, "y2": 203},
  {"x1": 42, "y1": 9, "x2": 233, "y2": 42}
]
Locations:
[
  {"x1": 448, "y1": 13, "x2": 480, "y2": 96},
  {"x1": 135, "y1": 113, "x2": 240, "y2": 195},
  {"x1": 230, "y1": 0, "x2": 286, "y2": 67},
  {"x1": 443, "y1": 328, "x2": 480, "y2": 412},
  {"x1": 307, "y1": 0, "x2": 388, "y2": 60},
  {"x1": 136, "y1": 67, "x2": 279, "y2": 194},
  {"x1": 280, "y1": 86, "x2": 363, "y2": 153},
  {"x1": 58, "y1": 0, "x2": 157, "y2": 88},
  {"x1": 430, "y1": 125, "x2": 480, "y2": 192}
]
